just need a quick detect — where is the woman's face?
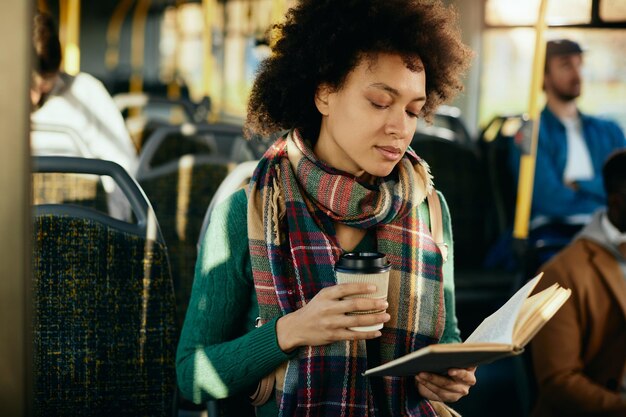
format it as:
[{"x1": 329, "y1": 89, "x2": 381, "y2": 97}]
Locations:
[{"x1": 314, "y1": 53, "x2": 426, "y2": 178}]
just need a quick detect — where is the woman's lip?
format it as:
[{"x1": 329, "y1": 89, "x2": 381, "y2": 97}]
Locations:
[{"x1": 375, "y1": 146, "x2": 403, "y2": 161}]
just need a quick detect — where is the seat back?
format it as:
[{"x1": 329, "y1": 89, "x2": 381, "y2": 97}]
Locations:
[
  {"x1": 32, "y1": 156, "x2": 177, "y2": 417},
  {"x1": 138, "y1": 123, "x2": 252, "y2": 173},
  {"x1": 411, "y1": 134, "x2": 489, "y2": 269},
  {"x1": 32, "y1": 172, "x2": 109, "y2": 213},
  {"x1": 479, "y1": 115, "x2": 524, "y2": 240},
  {"x1": 197, "y1": 160, "x2": 259, "y2": 251},
  {"x1": 138, "y1": 140, "x2": 238, "y2": 328}
]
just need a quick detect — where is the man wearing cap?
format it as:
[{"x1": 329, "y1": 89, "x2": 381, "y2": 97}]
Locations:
[{"x1": 511, "y1": 39, "x2": 626, "y2": 246}]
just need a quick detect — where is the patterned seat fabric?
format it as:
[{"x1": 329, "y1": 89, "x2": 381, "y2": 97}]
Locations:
[
  {"x1": 33, "y1": 214, "x2": 177, "y2": 417},
  {"x1": 147, "y1": 132, "x2": 216, "y2": 167},
  {"x1": 140, "y1": 162, "x2": 232, "y2": 329},
  {"x1": 411, "y1": 136, "x2": 490, "y2": 269},
  {"x1": 33, "y1": 173, "x2": 108, "y2": 213}
]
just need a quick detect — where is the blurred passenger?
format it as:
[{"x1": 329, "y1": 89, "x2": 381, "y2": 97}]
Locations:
[
  {"x1": 30, "y1": 13, "x2": 137, "y2": 219},
  {"x1": 510, "y1": 39, "x2": 626, "y2": 250},
  {"x1": 530, "y1": 149, "x2": 626, "y2": 417},
  {"x1": 177, "y1": 1, "x2": 476, "y2": 416}
]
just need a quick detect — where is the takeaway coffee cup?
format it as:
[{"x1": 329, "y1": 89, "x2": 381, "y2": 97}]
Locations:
[{"x1": 335, "y1": 252, "x2": 391, "y2": 332}]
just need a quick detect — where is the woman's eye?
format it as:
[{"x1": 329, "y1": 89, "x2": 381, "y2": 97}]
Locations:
[
  {"x1": 370, "y1": 102, "x2": 389, "y2": 109},
  {"x1": 406, "y1": 111, "x2": 419, "y2": 118}
]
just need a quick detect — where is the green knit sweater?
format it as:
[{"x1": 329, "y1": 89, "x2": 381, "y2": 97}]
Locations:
[{"x1": 176, "y1": 189, "x2": 461, "y2": 416}]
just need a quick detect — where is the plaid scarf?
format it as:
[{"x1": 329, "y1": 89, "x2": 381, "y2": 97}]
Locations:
[{"x1": 248, "y1": 130, "x2": 446, "y2": 417}]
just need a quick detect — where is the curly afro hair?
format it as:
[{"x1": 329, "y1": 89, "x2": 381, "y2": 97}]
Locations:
[{"x1": 245, "y1": 0, "x2": 473, "y2": 141}]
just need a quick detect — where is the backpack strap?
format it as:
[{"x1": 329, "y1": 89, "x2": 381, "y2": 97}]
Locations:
[{"x1": 426, "y1": 189, "x2": 448, "y2": 263}]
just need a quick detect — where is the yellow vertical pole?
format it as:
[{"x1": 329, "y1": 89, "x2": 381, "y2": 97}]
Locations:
[
  {"x1": 37, "y1": 0, "x2": 50, "y2": 14},
  {"x1": 513, "y1": 0, "x2": 549, "y2": 240},
  {"x1": 59, "y1": 0, "x2": 81, "y2": 75},
  {"x1": 271, "y1": 0, "x2": 286, "y2": 23},
  {"x1": 269, "y1": 0, "x2": 287, "y2": 47},
  {"x1": 202, "y1": 0, "x2": 217, "y2": 121},
  {"x1": 166, "y1": 0, "x2": 186, "y2": 100},
  {"x1": 130, "y1": 0, "x2": 151, "y2": 94},
  {"x1": 58, "y1": 0, "x2": 67, "y2": 50},
  {"x1": 106, "y1": 0, "x2": 135, "y2": 71}
]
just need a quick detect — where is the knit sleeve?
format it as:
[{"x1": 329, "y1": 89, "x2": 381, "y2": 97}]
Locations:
[
  {"x1": 437, "y1": 191, "x2": 462, "y2": 344},
  {"x1": 176, "y1": 189, "x2": 293, "y2": 404}
]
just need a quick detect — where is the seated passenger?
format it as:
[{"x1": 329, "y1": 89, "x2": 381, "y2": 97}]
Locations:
[
  {"x1": 177, "y1": 1, "x2": 476, "y2": 416},
  {"x1": 530, "y1": 149, "x2": 626, "y2": 417},
  {"x1": 30, "y1": 13, "x2": 137, "y2": 219},
  {"x1": 510, "y1": 39, "x2": 626, "y2": 249}
]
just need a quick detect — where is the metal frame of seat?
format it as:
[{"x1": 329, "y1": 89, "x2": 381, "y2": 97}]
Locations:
[
  {"x1": 136, "y1": 122, "x2": 252, "y2": 176},
  {"x1": 33, "y1": 156, "x2": 162, "y2": 241}
]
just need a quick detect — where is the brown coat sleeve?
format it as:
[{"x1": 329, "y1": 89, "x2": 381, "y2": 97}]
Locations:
[{"x1": 531, "y1": 247, "x2": 626, "y2": 415}]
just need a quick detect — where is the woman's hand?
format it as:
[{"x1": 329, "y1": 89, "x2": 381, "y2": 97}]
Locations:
[
  {"x1": 276, "y1": 283, "x2": 390, "y2": 352},
  {"x1": 415, "y1": 367, "x2": 477, "y2": 402}
]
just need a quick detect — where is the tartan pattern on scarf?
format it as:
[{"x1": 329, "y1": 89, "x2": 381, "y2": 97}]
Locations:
[{"x1": 247, "y1": 130, "x2": 446, "y2": 417}]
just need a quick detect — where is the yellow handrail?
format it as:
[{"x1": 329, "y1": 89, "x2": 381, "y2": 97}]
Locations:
[
  {"x1": 269, "y1": 0, "x2": 287, "y2": 48},
  {"x1": 106, "y1": 0, "x2": 135, "y2": 70},
  {"x1": 513, "y1": 0, "x2": 549, "y2": 240},
  {"x1": 129, "y1": 0, "x2": 151, "y2": 101},
  {"x1": 202, "y1": 0, "x2": 217, "y2": 120},
  {"x1": 37, "y1": 0, "x2": 50, "y2": 14},
  {"x1": 59, "y1": 0, "x2": 81, "y2": 75}
]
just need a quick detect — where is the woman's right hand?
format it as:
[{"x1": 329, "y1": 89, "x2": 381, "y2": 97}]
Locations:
[{"x1": 276, "y1": 283, "x2": 390, "y2": 352}]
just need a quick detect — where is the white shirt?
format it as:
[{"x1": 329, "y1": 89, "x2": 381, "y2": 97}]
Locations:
[
  {"x1": 561, "y1": 116, "x2": 594, "y2": 183},
  {"x1": 31, "y1": 73, "x2": 138, "y2": 220},
  {"x1": 31, "y1": 72, "x2": 138, "y2": 176}
]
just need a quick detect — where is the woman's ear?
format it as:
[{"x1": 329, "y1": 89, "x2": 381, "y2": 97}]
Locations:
[{"x1": 314, "y1": 84, "x2": 332, "y2": 116}]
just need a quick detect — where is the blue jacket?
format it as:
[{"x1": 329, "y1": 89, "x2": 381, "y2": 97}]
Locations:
[{"x1": 510, "y1": 106, "x2": 626, "y2": 220}]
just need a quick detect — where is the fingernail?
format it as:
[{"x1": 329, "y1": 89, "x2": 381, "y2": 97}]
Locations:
[{"x1": 375, "y1": 331, "x2": 382, "y2": 337}]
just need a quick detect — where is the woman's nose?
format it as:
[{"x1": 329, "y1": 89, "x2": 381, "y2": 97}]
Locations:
[{"x1": 385, "y1": 109, "x2": 412, "y2": 139}]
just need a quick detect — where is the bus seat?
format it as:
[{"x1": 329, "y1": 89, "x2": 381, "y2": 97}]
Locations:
[
  {"x1": 32, "y1": 156, "x2": 177, "y2": 417},
  {"x1": 479, "y1": 115, "x2": 524, "y2": 241},
  {"x1": 138, "y1": 123, "x2": 250, "y2": 172},
  {"x1": 197, "y1": 160, "x2": 259, "y2": 252},
  {"x1": 32, "y1": 172, "x2": 109, "y2": 213},
  {"x1": 454, "y1": 355, "x2": 532, "y2": 417},
  {"x1": 137, "y1": 144, "x2": 236, "y2": 329},
  {"x1": 411, "y1": 133, "x2": 490, "y2": 270},
  {"x1": 193, "y1": 160, "x2": 260, "y2": 417}
]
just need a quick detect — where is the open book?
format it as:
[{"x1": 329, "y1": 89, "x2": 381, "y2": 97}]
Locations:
[{"x1": 364, "y1": 273, "x2": 571, "y2": 377}]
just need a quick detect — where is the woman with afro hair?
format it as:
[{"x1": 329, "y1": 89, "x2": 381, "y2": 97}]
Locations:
[{"x1": 177, "y1": 1, "x2": 474, "y2": 416}]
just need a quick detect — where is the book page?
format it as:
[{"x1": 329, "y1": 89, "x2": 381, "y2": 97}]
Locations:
[
  {"x1": 512, "y1": 284, "x2": 559, "y2": 337},
  {"x1": 464, "y1": 274, "x2": 542, "y2": 344},
  {"x1": 514, "y1": 287, "x2": 571, "y2": 347}
]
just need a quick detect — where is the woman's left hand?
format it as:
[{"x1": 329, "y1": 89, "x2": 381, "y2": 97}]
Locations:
[{"x1": 415, "y1": 367, "x2": 476, "y2": 402}]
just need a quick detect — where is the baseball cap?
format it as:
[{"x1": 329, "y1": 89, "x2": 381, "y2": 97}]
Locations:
[{"x1": 546, "y1": 39, "x2": 584, "y2": 59}]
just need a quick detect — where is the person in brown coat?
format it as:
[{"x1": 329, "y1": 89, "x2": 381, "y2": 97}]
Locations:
[{"x1": 530, "y1": 149, "x2": 626, "y2": 417}]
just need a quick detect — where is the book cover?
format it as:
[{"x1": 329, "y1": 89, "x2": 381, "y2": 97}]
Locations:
[{"x1": 364, "y1": 273, "x2": 571, "y2": 377}]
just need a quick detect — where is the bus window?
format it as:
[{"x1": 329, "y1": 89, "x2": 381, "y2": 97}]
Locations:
[
  {"x1": 601, "y1": 0, "x2": 626, "y2": 22},
  {"x1": 480, "y1": 4, "x2": 626, "y2": 132},
  {"x1": 486, "y1": 0, "x2": 592, "y2": 26}
]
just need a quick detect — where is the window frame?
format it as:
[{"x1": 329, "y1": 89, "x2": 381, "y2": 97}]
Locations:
[{"x1": 483, "y1": 0, "x2": 626, "y2": 29}]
